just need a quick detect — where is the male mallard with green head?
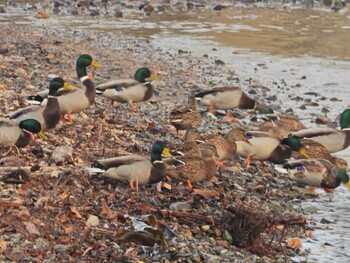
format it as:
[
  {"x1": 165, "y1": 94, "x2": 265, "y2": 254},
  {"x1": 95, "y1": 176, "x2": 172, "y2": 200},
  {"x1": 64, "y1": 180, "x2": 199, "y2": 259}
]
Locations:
[
  {"x1": 165, "y1": 144, "x2": 220, "y2": 188},
  {"x1": 284, "y1": 159, "x2": 350, "y2": 191},
  {"x1": 8, "y1": 77, "x2": 73, "y2": 131},
  {"x1": 292, "y1": 109, "x2": 350, "y2": 153},
  {"x1": 235, "y1": 136, "x2": 309, "y2": 166},
  {"x1": 194, "y1": 86, "x2": 273, "y2": 121},
  {"x1": 0, "y1": 118, "x2": 47, "y2": 148},
  {"x1": 89, "y1": 141, "x2": 172, "y2": 189},
  {"x1": 96, "y1": 67, "x2": 159, "y2": 112},
  {"x1": 43, "y1": 54, "x2": 101, "y2": 123}
]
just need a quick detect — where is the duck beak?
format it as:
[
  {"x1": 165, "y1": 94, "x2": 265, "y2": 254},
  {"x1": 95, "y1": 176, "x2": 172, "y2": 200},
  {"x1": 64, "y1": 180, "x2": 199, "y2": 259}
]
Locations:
[
  {"x1": 150, "y1": 74, "x2": 160, "y2": 81},
  {"x1": 91, "y1": 60, "x2": 102, "y2": 68},
  {"x1": 346, "y1": 181, "x2": 350, "y2": 191},
  {"x1": 162, "y1": 147, "x2": 173, "y2": 158},
  {"x1": 63, "y1": 82, "x2": 74, "y2": 91},
  {"x1": 298, "y1": 149, "x2": 310, "y2": 159},
  {"x1": 38, "y1": 130, "x2": 48, "y2": 141}
]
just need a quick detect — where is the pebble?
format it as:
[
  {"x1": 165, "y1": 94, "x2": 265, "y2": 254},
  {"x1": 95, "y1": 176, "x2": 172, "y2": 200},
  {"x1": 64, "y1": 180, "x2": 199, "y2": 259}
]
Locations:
[
  {"x1": 169, "y1": 201, "x2": 192, "y2": 212},
  {"x1": 35, "y1": 238, "x2": 50, "y2": 250},
  {"x1": 202, "y1": 225, "x2": 210, "y2": 232},
  {"x1": 54, "y1": 244, "x2": 69, "y2": 253},
  {"x1": 52, "y1": 145, "x2": 73, "y2": 164},
  {"x1": 86, "y1": 215, "x2": 100, "y2": 227}
]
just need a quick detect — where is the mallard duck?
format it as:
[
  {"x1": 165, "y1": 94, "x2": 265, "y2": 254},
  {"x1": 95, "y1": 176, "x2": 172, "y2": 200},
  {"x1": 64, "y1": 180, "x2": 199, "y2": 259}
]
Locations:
[
  {"x1": 170, "y1": 94, "x2": 202, "y2": 133},
  {"x1": 89, "y1": 141, "x2": 172, "y2": 189},
  {"x1": 194, "y1": 86, "x2": 273, "y2": 120},
  {"x1": 0, "y1": 118, "x2": 46, "y2": 148},
  {"x1": 235, "y1": 136, "x2": 309, "y2": 165},
  {"x1": 165, "y1": 144, "x2": 220, "y2": 188},
  {"x1": 169, "y1": 129, "x2": 203, "y2": 157},
  {"x1": 8, "y1": 78, "x2": 74, "y2": 131},
  {"x1": 224, "y1": 127, "x2": 253, "y2": 145},
  {"x1": 96, "y1": 67, "x2": 159, "y2": 112},
  {"x1": 204, "y1": 134, "x2": 237, "y2": 161},
  {"x1": 284, "y1": 159, "x2": 350, "y2": 191},
  {"x1": 41, "y1": 54, "x2": 101, "y2": 123},
  {"x1": 258, "y1": 114, "x2": 306, "y2": 138},
  {"x1": 291, "y1": 109, "x2": 350, "y2": 153}
]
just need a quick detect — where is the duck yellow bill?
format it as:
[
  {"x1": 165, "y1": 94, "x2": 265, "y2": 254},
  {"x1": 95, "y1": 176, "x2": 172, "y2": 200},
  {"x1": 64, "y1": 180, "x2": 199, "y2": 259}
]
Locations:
[
  {"x1": 298, "y1": 149, "x2": 310, "y2": 159},
  {"x1": 38, "y1": 130, "x2": 48, "y2": 141},
  {"x1": 346, "y1": 181, "x2": 350, "y2": 191},
  {"x1": 91, "y1": 60, "x2": 102, "y2": 68},
  {"x1": 162, "y1": 147, "x2": 172, "y2": 158},
  {"x1": 63, "y1": 82, "x2": 74, "y2": 91},
  {"x1": 150, "y1": 74, "x2": 160, "y2": 81}
]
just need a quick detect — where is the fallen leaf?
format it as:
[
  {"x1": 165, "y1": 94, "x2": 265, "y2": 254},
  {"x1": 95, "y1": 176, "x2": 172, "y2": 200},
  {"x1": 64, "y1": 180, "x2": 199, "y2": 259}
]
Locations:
[
  {"x1": 286, "y1": 238, "x2": 302, "y2": 248},
  {"x1": 305, "y1": 230, "x2": 315, "y2": 238},
  {"x1": 193, "y1": 188, "x2": 220, "y2": 199},
  {"x1": 36, "y1": 11, "x2": 50, "y2": 19},
  {"x1": 0, "y1": 239, "x2": 7, "y2": 251},
  {"x1": 70, "y1": 206, "x2": 83, "y2": 219},
  {"x1": 101, "y1": 201, "x2": 118, "y2": 220}
]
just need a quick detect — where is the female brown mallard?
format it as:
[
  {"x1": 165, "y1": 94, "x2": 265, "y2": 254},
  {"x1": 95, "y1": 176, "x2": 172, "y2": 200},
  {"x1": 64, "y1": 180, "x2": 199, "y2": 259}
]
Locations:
[
  {"x1": 89, "y1": 141, "x2": 172, "y2": 189},
  {"x1": 292, "y1": 109, "x2": 350, "y2": 153},
  {"x1": 96, "y1": 68, "x2": 159, "y2": 113},
  {"x1": 8, "y1": 78, "x2": 73, "y2": 131},
  {"x1": 165, "y1": 144, "x2": 220, "y2": 188},
  {"x1": 289, "y1": 136, "x2": 348, "y2": 171},
  {"x1": 258, "y1": 114, "x2": 306, "y2": 138},
  {"x1": 284, "y1": 159, "x2": 350, "y2": 191},
  {"x1": 194, "y1": 86, "x2": 273, "y2": 120},
  {"x1": 169, "y1": 94, "x2": 202, "y2": 133},
  {"x1": 169, "y1": 129, "x2": 203, "y2": 157},
  {"x1": 0, "y1": 118, "x2": 46, "y2": 148}
]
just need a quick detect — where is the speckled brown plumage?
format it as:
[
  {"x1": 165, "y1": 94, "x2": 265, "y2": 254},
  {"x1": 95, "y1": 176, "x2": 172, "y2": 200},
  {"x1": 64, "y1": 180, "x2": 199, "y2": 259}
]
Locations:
[
  {"x1": 259, "y1": 114, "x2": 306, "y2": 137},
  {"x1": 165, "y1": 144, "x2": 218, "y2": 183}
]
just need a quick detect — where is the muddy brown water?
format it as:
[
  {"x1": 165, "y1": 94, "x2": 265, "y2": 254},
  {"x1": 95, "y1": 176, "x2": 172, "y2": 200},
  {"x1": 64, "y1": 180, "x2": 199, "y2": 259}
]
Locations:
[{"x1": 1, "y1": 3, "x2": 350, "y2": 262}]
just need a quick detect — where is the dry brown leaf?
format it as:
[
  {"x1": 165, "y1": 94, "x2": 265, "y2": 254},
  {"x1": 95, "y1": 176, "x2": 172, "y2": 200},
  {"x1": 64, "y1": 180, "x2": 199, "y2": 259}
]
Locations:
[
  {"x1": 24, "y1": 222, "x2": 40, "y2": 236},
  {"x1": 306, "y1": 231, "x2": 315, "y2": 238},
  {"x1": 60, "y1": 191, "x2": 70, "y2": 201},
  {"x1": 276, "y1": 225, "x2": 284, "y2": 231},
  {"x1": 287, "y1": 238, "x2": 302, "y2": 248},
  {"x1": 0, "y1": 239, "x2": 7, "y2": 251},
  {"x1": 193, "y1": 188, "x2": 220, "y2": 199},
  {"x1": 101, "y1": 201, "x2": 118, "y2": 220},
  {"x1": 70, "y1": 206, "x2": 83, "y2": 219},
  {"x1": 64, "y1": 225, "x2": 74, "y2": 235},
  {"x1": 162, "y1": 182, "x2": 172, "y2": 190},
  {"x1": 36, "y1": 11, "x2": 50, "y2": 19}
]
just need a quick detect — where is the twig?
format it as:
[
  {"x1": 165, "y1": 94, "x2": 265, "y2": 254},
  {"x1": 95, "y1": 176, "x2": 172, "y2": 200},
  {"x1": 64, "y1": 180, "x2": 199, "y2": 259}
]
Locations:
[{"x1": 158, "y1": 209, "x2": 218, "y2": 225}]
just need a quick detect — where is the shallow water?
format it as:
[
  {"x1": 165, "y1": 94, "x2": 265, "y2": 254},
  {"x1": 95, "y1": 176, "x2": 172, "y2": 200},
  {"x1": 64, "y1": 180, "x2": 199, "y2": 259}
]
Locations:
[{"x1": 1, "y1": 3, "x2": 350, "y2": 261}]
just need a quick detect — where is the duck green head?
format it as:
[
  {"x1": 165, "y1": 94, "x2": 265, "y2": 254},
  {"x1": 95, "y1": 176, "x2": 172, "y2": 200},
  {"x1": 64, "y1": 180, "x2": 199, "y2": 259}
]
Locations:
[
  {"x1": 135, "y1": 68, "x2": 159, "y2": 83},
  {"x1": 151, "y1": 140, "x2": 172, "y2": 162},
  {"x1": 281, "y1": 136, "x2": 310, "y2": 158},
  {"x1": 19, "y1": 119, "x2": 47, "y2": 140},
  {"x1": 76, "y1": 54, "x2": 101, "y2": 78},
  {"x1": 337, "y1": 170, "x2": 350, "y2": 190},
  {"x1": 48, "y1": 77, "x2": 74, "y2": 96},
  {"x1": 340, "y1": 109, "x2": 350, "y2": 129}
]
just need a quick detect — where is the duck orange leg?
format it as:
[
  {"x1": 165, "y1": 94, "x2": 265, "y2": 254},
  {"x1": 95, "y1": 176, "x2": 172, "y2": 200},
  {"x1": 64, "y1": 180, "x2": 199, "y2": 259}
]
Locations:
[
  {"x1": 67, "y1": 114, "x2": 73, "y2": 124},
  {"x1": 214, "y1": 160, "x2": 226, "y2": 168},
  {"x1": 129, "y1": 102, "x2": 137, "y2": 113},
  {"x1": 186, "y1": 179, "x2": 193, "y2": 189},
  {"x1": 129, "y1": 181, "x2": 135, "y2": 189},
  {"x1": 323, "y1": 188, "x2": 334, "y2": 193},
  {"x1": 246, "y1": 154, "x2": 251, "y2": 168}
]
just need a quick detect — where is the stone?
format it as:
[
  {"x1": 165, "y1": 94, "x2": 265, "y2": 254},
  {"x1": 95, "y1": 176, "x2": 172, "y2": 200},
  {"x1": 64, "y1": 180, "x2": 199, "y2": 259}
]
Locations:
[{"x1": 86, "y1": 215, "x2": 100, "y2": 227}]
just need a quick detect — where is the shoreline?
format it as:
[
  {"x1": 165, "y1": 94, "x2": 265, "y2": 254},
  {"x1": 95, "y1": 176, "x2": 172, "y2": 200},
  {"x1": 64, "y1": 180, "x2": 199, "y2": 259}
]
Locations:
[{"x1": 0, "y1": 22, "x2": 344, "y2": 262}]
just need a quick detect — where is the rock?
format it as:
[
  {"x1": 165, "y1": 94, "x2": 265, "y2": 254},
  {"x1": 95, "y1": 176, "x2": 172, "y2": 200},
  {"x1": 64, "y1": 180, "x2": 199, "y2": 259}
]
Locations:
[
  {"x1": 24, "y1": 222, "x2": 40, "y2": 236},
  {"x1": 213, "y1": 5, "x2": 226, "y2": 11},
  {"x1": 90, "y1": 10, "x2": 99, "y2": 16},
  {"x1": 315, "y1": 116, "x2": 331, "y2": 124},
  {"x1": 52, "y1": 145, "x2": 73, "y2": 164},
  {"x1": 86, "y1": 215, "x2": 100, "y2": 227},
  {"x1": 214, "y1": 59, "x2": 225, "y2": 65},
  {"x1": 201, "y1": 225, "x2": 210, "y2": 232},
  {"x1": 0, "y1": 6, "x2": 6, "y2": 13},
  {"x1": 114, "y1": 9, "x2": 123, "y2": 18},
  {"x1": 54, "y1": 244, "x2": 69, "y2": 253},
  {"x1": 35, "y1": 238, "x2": 50, "y2": 250},
  {"x1": 169, "y1": 201, "x2": 192, "y2": 212},
  {"x1": 222, "y1": 230, "x2": 233, "y2": 243}
]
